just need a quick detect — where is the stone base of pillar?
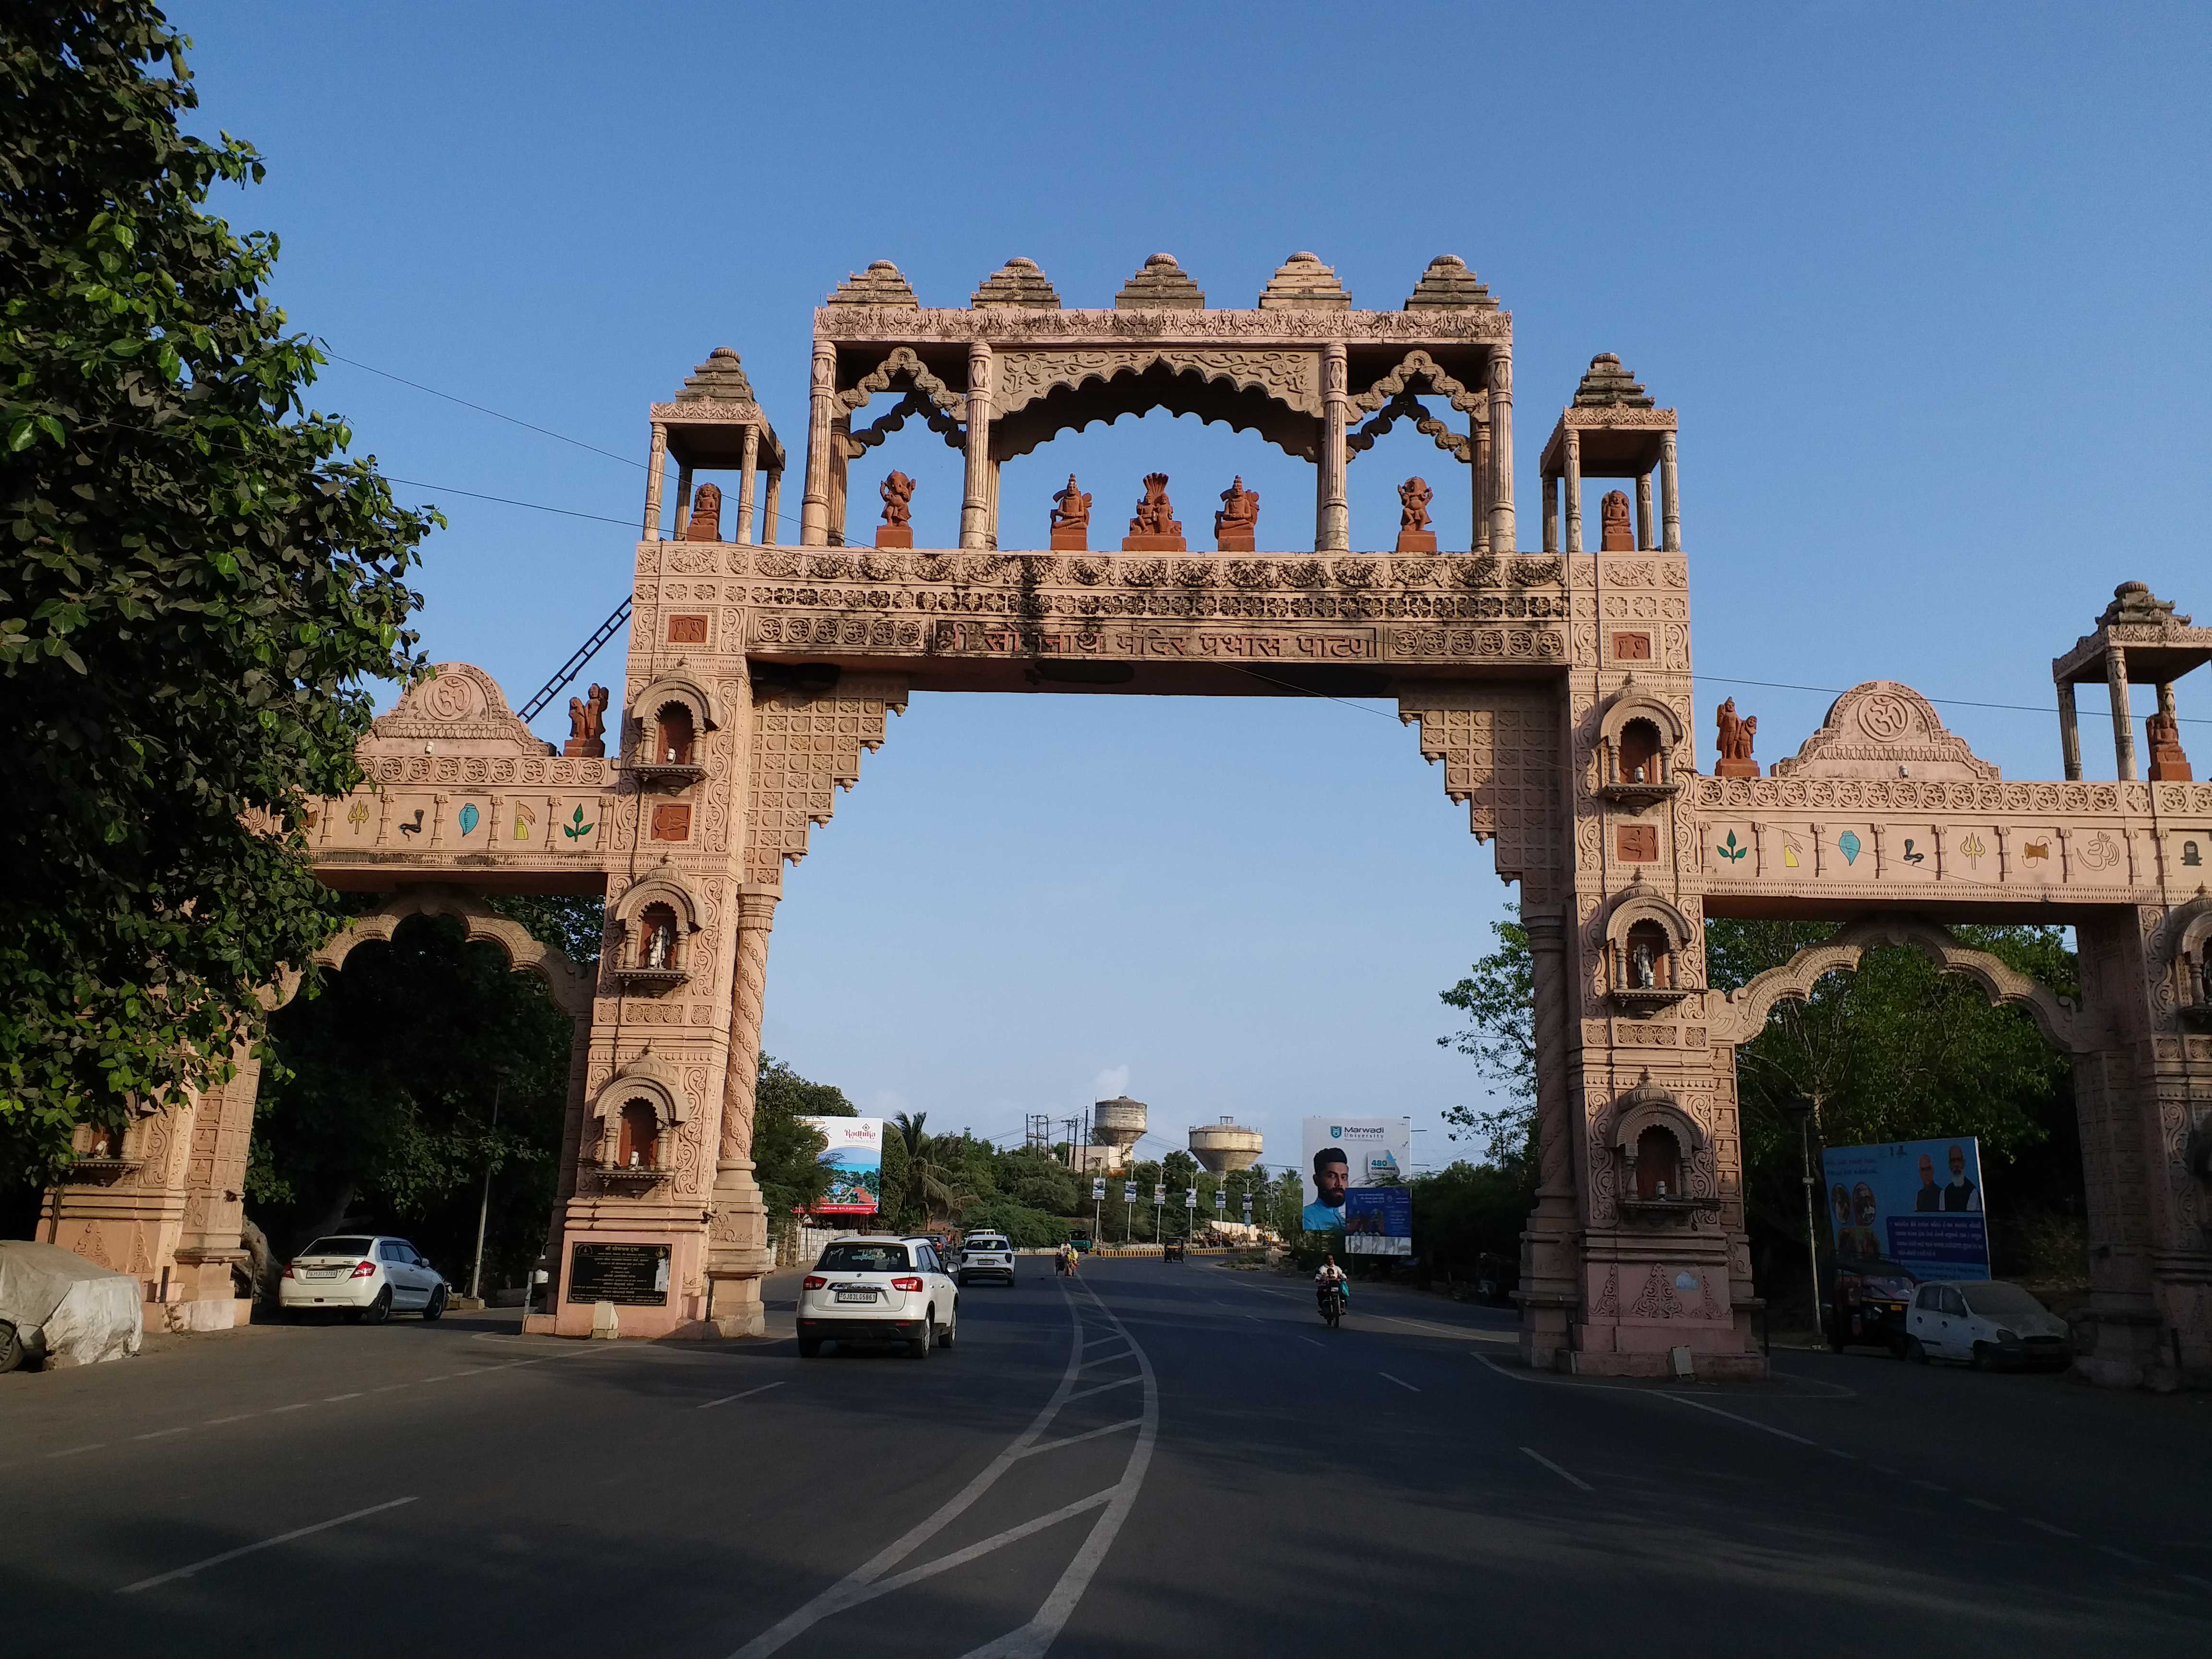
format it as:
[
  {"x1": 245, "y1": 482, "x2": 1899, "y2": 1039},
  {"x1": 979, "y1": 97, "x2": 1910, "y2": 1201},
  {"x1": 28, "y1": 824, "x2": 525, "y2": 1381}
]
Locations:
[
  {"x1": 705, "y1": 1275, "x2": 766, "y2": 1338},
  {"x1": 2074, "y1": 1306, "x2": 2168, "y2": 1389},
  {"x1": 1714, "y1": 758, "x2": 1760, "y2": 779},
  {"x1": 702, "y1": 1158, "x2": 772, "y2": 1338},
  {"x1": 1515, "y1": 1207, "x2": 1580, "y2": 1369},
  {"x1": 874, "y1": 526, "x2": 912, "y2": 549},
  {"x1": 1049, "y1": 527, "x2": 1088, "y2": 551},
  {"x1": 1121, "y1": 534, "x2": 1186, "y2": 553},
  {"x1": 1215, "y1": 531, "x2": 1255, "y2": 553},
  {"x1": 1393, "y1": 530, "x2": 1437, "y2": 553}
]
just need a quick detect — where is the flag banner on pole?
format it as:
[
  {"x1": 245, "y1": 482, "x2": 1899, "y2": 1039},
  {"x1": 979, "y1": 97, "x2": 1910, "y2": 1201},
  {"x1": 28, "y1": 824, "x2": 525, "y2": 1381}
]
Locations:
[{"x1": 1092, "y1": 1177, "x2": 1106, "y2": 1201}]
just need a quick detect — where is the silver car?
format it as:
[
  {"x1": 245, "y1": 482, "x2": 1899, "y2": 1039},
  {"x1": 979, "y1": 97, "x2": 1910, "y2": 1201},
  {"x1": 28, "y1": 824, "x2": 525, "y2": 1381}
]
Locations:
[
  {"x1": 278, "y1": 1235, "x2": 448, "y2": 1323},
  {"x1": 956, "y1": 1232, "x2": 1016, "y2": 1287}
]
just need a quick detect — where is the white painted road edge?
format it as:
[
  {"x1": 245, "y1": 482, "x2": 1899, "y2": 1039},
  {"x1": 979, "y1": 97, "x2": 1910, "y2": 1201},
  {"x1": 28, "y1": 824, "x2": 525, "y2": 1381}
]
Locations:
[{"x1": 117, "y1": 1497, "x2": 418, "y2": 1594}]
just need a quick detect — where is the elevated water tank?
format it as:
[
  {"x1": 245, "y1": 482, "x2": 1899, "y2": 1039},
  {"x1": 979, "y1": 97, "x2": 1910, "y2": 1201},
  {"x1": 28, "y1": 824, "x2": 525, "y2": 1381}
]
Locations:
[
  {"x1": 1189, "y1": 1116, "x2": 1262, "y2": 1175},
  {"x1": 1093, "y1": 1096, "x2": 1148, "y2": 1165}
]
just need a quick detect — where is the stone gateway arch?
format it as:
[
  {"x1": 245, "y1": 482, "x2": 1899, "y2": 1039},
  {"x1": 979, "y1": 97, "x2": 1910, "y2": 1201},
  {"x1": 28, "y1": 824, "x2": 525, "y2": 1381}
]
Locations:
[{"x1": 39, "y1": 253, "x2": 2212, "y2": 1388}]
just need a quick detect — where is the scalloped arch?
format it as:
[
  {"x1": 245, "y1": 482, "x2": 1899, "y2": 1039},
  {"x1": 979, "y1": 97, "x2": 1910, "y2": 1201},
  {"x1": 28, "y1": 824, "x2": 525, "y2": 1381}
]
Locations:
[
  {"x1": 590, "y1": 1049, "x2": 691, "y2": 1129},
  {"x1": 310, "y1": 888, "x2": 593, "y2": 1018},
  {"x1": 1604, "y1": 888, "x2": 1697, "y2": 955},
  {"x1": 1707, "y1": 916, "x2": 2085, "y2": 1053},
  {"x1": 989, "y1": 360, "x2": 1319, "y2": 463},
  {"x1": 1350, "y1": 349, "x2": 1485, "y2": 417},
  {"x1": 611, "y1": 862, "x2": 707, "y2": 935},
  {"x1": 1600, "y1": 686, "x2": 1687, "y2": 748},
  {"x1": 632, "y1": 673, "x2": 722, "y2": 744},
  {"x1": 836, "y1": 347, "x2": 966, "y2": 424}
]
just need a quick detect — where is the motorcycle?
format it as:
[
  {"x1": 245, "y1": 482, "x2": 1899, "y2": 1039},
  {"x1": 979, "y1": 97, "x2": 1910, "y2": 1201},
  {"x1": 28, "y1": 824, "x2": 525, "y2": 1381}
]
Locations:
[{"x1": 1318, "y1": 1283, "x2": 1346, "y2": 1329}]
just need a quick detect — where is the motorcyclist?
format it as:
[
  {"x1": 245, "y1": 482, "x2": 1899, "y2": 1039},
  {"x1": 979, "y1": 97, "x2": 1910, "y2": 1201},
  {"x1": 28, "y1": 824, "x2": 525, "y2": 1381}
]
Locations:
[{"x1": 1314, "y1": 1254, "x2": 1349, "y2": 1316}]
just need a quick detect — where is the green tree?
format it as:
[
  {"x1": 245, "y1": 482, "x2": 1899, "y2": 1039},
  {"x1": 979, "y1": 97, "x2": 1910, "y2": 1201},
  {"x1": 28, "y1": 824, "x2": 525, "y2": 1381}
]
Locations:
[
  {"x1": 886, "y1": 1111, "x2": 973, "y2": 1228},
  {"x1": 0, "y1": 6, "x2": 432, "y2": 1182},
  {"x1": 1435, "y1": 906, "x2": 1537, "y2": 1162},
  {"x1": 753, "y1": 1053, "x2": 853, "y2": 1221}
]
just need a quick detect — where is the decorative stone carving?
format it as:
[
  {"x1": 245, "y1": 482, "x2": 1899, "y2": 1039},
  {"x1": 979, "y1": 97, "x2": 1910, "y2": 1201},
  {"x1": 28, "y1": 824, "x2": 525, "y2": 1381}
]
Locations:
[
  {"x1": 835, "y1": 347, "x2": 965, "y2": 424},
  {"x1": 563, "y1": 684, "x2": 609, "y2": 758},
  {"x1": 361, "y1": 663, "x2": 553, "y2": 760},
  {"x1": 1395, "y1": 477, "x2": 1436, "y2": 553},
  {"x1": 685, "y1": 482, "x2": 722, "y2": 542},
  {"x1": 1257, "y1": 251, "x2": 1350, "y2": 311},
  {"x1": 2148, "y1": 708, "x2": 2193, "y2": 782},
  {"x1": 1113, "y1": 252, "x2": 1205, "y2": 310},
  {"x1": 825, "y1": 260, "x2": 920, "y2": 307},
  {"x1": 676, "y1": 347, "x2": 754, "y2": 403},
  {"x1": 1573, "y1": 353, "x2": 1655, "y2": 409},
  {"x1": 1213, "y1": 477, "x2": 1259, "y2": 552},
  {"x1": 1049, "y1": 474, "x2": 1092, "y2": 550},
  {"x1": 876, "y1": 470, "x2": 914, "y2": 549},
  {"x1": 744, "y1": 678, "x2": 908, "y2": 887},
  {"x1": 1714, "y1": 697, "x2": 1760, "y2": 780},
  {"x1": 1403, "y1": 254, "x2": 1498, "y2": 311},
  {"x1": 1770, "y1": 680, "x2": 2003, "y2": 782},
  {"x1": 315, "y1": 888, "x2": 594, "y2": 1017},
  {"x1": 971, "y1": 256, "x2": 1061, "y2": 309},
  {"x1": 1123, "y1": 473, "x2": 1186, "y2": 552},
  {"x1": 1600, "y1": 489, "x2": 1634, "y2": 551}
]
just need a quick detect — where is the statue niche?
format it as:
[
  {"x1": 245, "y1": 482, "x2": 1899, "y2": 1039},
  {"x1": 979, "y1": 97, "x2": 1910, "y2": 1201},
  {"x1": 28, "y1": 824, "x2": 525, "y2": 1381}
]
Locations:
[
  {"x1": 563, "y1": 683, "x2": 609, "y2": 758},
  {"x1": 876, "y1": 470, "x2": 915, "y2": 549},
  {"x1": 1123, "y1": 472, "x2": 1186, "y2": 553},
  {"x1": 1395, "y1": 477, "x2": 1436, "y2": 553},
  {"x1": 1049, "y1": 474, "x2": 1092, "y2": 551},
  {"x1": 685, "y1": 482, "x2": 722, "y2": 542},
  {"x1": 1214, "y1": 477, "x2": 1259, "y2": 553},
  {"x1": 1600, "y1": 488, "x2": 1634, "y2": 552},
  {"x1": 1715, "y1": 697, "x2": 1760, "y2": 780}
]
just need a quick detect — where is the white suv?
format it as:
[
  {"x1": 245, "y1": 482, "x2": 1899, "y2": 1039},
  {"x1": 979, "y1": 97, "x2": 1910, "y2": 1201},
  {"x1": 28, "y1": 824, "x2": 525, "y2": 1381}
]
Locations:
[
  {"x1": 957, "y1": 1232, "x2": 1016, "y2": 1286},
  {"x1": 797, "y1": 1236, "x2": 958, "y2": 1358},
  {"x1": 279, "y1": 1235, "x2": 448, "y2": 1323}
]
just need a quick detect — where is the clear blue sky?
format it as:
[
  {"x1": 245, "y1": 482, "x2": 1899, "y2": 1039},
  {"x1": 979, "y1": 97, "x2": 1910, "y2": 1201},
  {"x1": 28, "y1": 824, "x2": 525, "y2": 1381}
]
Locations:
[{"x1": 179, "y1": 2, "x2": 2210, "y2": 1170}]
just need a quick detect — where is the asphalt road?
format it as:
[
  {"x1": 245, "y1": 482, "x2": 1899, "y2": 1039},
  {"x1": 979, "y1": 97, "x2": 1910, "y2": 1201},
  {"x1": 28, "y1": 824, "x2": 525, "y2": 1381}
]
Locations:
[{"x1": 4, "y1": 1257, "x2": 2209, "y2": 1657}]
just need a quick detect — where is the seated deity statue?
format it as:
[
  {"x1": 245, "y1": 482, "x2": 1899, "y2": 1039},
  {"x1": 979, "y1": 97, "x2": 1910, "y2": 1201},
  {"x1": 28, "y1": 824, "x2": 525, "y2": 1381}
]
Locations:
[
  {"x1": 1130, "y1": 473, "x2": 1180, "y2": 537},
  {"x1": 1600, "y1": 488, "x2": 1634, "y2": 551},
  {"x1": 1050, "y1": 474, "x2": 1091, "y2": 530},
  {"x1": 1398, "y1": 476, "x2": 1433, "y2": 532},
  {"x1": 880, "y1": 470, "x2": 915, "y2": 527},
  {"x1": 685, "y1": 482, "x2": 722, "y2": 542}
]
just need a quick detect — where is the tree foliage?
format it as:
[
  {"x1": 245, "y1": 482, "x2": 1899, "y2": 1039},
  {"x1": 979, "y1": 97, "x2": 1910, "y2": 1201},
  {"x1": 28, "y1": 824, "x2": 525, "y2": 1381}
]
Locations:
[
  {"x1": 0, "y1": 6, "x2": 431, "y2": 1179},
  {"x1": 1436, "y1": 906, "x2": 1537, "y2": 1162},
  {"x1": 753, "y1": 1053, "x2": 850, "y2": 1220}
]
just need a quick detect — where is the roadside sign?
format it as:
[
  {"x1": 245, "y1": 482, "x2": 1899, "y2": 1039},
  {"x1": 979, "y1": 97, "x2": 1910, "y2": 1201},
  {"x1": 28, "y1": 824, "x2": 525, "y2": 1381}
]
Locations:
[
  {"x1": 1184, "y1": 1188, "x2": 1197, "y2": 1210},
  {"x1": 1124, "y1": 1182, "x2": 1137, "y2": 1204},
  {"x1": 1092, "y1": 1177, "x2": 1106, "y2": 1201},
  {"x1": 1154, "y1": 1184, "x2": 1168, "y2": 1204},
  {"x1": 1214, "y1": 1189, "x2": 1226, "y2": 1211}
]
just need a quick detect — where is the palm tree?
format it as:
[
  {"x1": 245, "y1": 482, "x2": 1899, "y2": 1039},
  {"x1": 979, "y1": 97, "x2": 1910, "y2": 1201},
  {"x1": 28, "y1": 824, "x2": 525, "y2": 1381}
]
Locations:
[{"x1": 890, "y1": 1112, "x2": 971, "y2": 1227}]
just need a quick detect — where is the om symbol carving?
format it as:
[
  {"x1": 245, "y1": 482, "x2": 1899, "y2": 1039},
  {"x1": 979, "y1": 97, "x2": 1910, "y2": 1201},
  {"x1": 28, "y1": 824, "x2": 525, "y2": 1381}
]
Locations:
[
  {"x1": 1857, "y1": 693, "x2": 1910, "y2": 741},
  {"x1": 422, "y1": 674, "x2": 481, "y2": 722}
]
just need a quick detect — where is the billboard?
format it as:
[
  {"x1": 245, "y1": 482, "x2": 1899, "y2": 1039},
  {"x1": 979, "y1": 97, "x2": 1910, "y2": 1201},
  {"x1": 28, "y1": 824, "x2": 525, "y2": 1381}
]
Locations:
[
  {"x1": 1821, "y1": 1137, "x2": 1990, "y2": 1283},
  {"x1": 1300, "y1": 1117, "x2": 1411, "y2": 1232},
  {"x1": 802, "y1": 1116, "x2": 885, "y2": 1214},
  {"x1": 1344, "y1": 1188, "x2": 1413, "y2": 1255}
]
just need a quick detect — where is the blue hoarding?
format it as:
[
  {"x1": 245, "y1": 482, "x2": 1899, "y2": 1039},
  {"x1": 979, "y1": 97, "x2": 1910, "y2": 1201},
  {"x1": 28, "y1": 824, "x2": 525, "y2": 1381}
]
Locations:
[
  {"x1": 1344, "y1": 1187, "x2": 1412, "y2": 1256},
  {"x1": 1821, "y1": 1137, "x2": 1989, "y2": 1283}
]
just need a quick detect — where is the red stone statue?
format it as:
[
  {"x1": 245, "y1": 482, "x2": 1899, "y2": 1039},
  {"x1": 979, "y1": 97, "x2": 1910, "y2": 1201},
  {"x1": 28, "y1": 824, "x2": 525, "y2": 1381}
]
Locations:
[
  {"x1": 1714, "y1": 697, "x2": 1759, "y2": 779},
  {"x1": 2148, "y1": 707, "x2": 2193, "y2": 781},
  {"x1": 563, "y1": 683, "x2": 609, "y2": 758},
  {"x1": 684, "y1": 482, "x2": 722, "y2": 542},
  {"x1": 1050, "y1": 474, "x2": 1092, "y2": 550},
  {"x1": 1214, "y1": 477, "x2": 1259, "y2": 552},
  {"x1": 1395, "y1": 477, "x2": 1436, "y2": 553},
  {"x1": 1122, "y1": 473, "x2": 1185, "y2": 552},
  {"x1": 876, "y1": 470, "x2": 915, "y2": 549},
  {"x1": 1601, "y1": 489, "x2": 1634, "y2": 552}
]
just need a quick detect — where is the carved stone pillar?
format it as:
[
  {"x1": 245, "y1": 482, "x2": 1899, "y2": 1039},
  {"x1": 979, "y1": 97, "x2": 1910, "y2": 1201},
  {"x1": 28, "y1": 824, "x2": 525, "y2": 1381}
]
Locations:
[
  {"x1": 760, "y1": 470, "x2": 781, "y2": 546},
  {"x1": 1472, "y1": 417, "x2": 1491, "y2": 555},
  {"x1": 1518, "y1": 906, "x2": 1581, "y2": 1367},
  {"x1": 673, "y1": 464, "x2": 694, "y2": 541},
  {"x1": 1659, "y1": 431, "x2": 1681, "y2": 552},
  {"x1": 735, "y1": 424, "x2": 760, "y2": 545},
  {"x1": 706, "y1": 889, "x2": 779, "y2": 1336},
  {"x1": 802, "y1": 340, "x2": 835, "y2": 546},
  {"x1": 985, "y1": 457, "x2": 1001, "y2": 551},
  {"x1": 2108, "y1": 646, "x2": 2137, "y2": 781},
  {"x1": 1541, "y1": 475, "x2": 1558, "y2": 554},
  {"x1": 1563, "y1": 429, "x2": 1583, "y2": 555},
  {"x1": 962, "y1": 343, "x2": 993, "y2": 550},
  {"x1": 1635, "y1": 471, "x2": 1653, "y2": 552},
  {"x1": 828, "y1": 415, "x2": 851, "y2": 547},
  {"x1": 1318, "y1": 342, "x2": 1349, "y2": 552},
  {"x1": 2058, "y1": 681, "x2": 2083, "y2": 780},
  {"x1": 642, "y1": 422, "x2": 668, "y2": 541},
  {"x1": 1486, "y1": 343, "x2": 1515, "y2": 554}
]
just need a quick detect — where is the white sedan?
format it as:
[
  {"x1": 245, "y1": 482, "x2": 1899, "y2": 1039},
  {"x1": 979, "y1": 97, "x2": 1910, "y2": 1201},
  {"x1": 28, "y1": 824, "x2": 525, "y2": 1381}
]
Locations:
[
  {"x1": 1905, "y1": 1278, "x2": 2070, "y2": 1370},
  {"x1": 279, "y1": 1235, "x2": 448, "y2": 1323},
  {"x1": 797, "y1": 1236, "x2": 958, "y2": 1358}
]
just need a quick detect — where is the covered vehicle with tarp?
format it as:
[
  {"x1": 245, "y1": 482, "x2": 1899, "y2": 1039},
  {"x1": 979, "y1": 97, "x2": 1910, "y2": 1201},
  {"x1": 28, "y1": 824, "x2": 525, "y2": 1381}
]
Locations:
[{"x1": 0, "y1": 1240, "x2": 144, "y2": 1371}]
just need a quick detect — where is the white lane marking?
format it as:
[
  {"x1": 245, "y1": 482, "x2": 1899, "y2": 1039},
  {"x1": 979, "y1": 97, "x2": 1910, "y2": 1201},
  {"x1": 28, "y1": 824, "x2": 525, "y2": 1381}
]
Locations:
[
  {"x1": 1964, "y1": 1497, "x2": 2003, "y2": 1513},
  {"x1": 952, "y1": 1276, "x2": 1161, "y2": 1659},
  {"x1": 1062, "y1": 1374, "x2": 1142, "y2": 1405},
  {"x1": 269, "y1": 1403, "x2": 312, "y2": 1414},
  {"x1": 1655, "y1": 1394, "x2": 1818, "y2": 1446},
  {"x1": 117, "y1": 1497, "x2": 418, "y2": 1594},
  {"x1": 698, "y1": 1382, "x2": 786, "y2": 1411},
  {"x1": 1520, "y1": 1447, "x2": 1594, "y2": 1492},
  {"x1": 372, "y1": 1384, "x2": 409, "y2": 1393},
  {"x1": 2176, "y1": 1574, "x2": 2212, "y2": 1596},
  {"x1": 1080, "y1": 1333, "x2": 1122, "y2": 1350},
  {"x1": 46, "y1": 1443, "x2": 106, "y2": 1458},
  {"x1": 204, "y1": 1414, "x2": 252, "y2": 1426},
  {"x1": 2099, "y1": 1544, "x2": 2153, "y2": 1566},
  {"x1": 867, "y1": 1490, "x2": 1114, "y2": 1596},
  {"x1": 1378, "y1": 1372, "x2": 1421, "y2": 1393},
  {"x1": 1295, "y1": 1336, "x2": 1323, "y2": 1348},
  {"x1": 1824, "y1": 1448, "x2": 1858, "y2": 1460},
  {"x1": 2022, "y1": 1518, "x2": 2076, "y2": 1538},
  {"x1": 132, "y1": 1428, "x2": 190, "y2": 1442},
  {"x1": 324, "y1": 1393, "x2": 363, "y2": 1403},
  {"x1": 1018, "y1": 1418, "x2": 1144, "y2": 1459},
  {"x1": 1077, "y1": 1345, "x2": 1131, "y2": 1370},
  {"x1": 1911, "y1": 1479, "x2": 1948, "y2": 1492},
  {"x1": 1368, "y1": 1312, "x2": 1519, "y2": 1345},
  {"x1": 418, "y1": 1374, "x2": 452, "y2": 1383}
]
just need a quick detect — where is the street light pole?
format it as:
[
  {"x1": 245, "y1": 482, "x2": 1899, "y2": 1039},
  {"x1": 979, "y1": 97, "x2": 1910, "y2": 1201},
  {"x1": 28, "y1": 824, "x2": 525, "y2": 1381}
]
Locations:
[
  {"x1": 1784, "y1": 1098, "x2": 1823, "y2": 1340},
  {"x1": 468, "y1": 1080, "x2": 504, "y2": 1302}
]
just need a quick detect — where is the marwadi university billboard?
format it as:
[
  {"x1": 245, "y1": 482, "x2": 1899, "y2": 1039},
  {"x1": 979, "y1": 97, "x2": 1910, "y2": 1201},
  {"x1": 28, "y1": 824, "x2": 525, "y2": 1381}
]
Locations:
[
  {"x1": 801, "y1": 1117, "x2": 887, "y2": 1215},
  {"x1": 1301, "y1": 1117, "x2": 1412, "y2": 1255},
  {"x1": 1822, "y1": 1136, "x2": 1991, "y2": 1283}
]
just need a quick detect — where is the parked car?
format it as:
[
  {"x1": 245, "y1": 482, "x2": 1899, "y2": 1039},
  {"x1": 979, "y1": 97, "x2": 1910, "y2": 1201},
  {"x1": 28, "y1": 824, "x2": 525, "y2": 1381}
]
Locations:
[
  {"x1": 797, "y1": 1236, "x2": 958, "y2": 1358},
  {"x1": 0, "y1": 1239, "x2": 143, "y2": 1371},
  {"x1": 1827, "y1": 1259, "x2": 1918, "y2": 1356},
  {"x1": 956, "y1": 1232, "x2": 1016, "y2": 1287},
  {"x1": 279, "y1": 1235, "x2": 447, "y2": 1323},
  {"x1": 1905, "y1": 1278, "x2": 2070, "y2": 1370}
]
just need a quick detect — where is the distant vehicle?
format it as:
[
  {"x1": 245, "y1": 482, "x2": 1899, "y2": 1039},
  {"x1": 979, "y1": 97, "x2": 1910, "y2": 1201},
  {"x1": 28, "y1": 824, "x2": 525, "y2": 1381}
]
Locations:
[
  {"x1": 1828, "y1": 1259, "x2": 1917, "y2": 1356},
  {"x1": 797, "y1": 1236, "x2": 958, "y2": 1359},
  {"x1": 1905, "y1": 1279, "x2": 2070, "y2": 1370},
  {"x1": 279, "y1": 1235, "x2": 447, "y2": 1323},
  {"x1": 1318, "y1": 1282, "x2": 1346, "y2": 1329},
  {"x1": 1066, "y1": 1229, "x2": 1093, "y2": 1254},
  {"x1": 1163, "y1": 1241, "x2": 1184, "y2": 1263},
  {"x1": 956, "y1": 1232, "x2": 1016, "y2": 1287}
]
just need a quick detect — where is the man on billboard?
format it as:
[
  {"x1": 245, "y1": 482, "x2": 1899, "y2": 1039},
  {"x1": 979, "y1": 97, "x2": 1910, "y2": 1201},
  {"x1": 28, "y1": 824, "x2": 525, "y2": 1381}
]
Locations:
[
  {"x1": 1913, "y1": 1154, "x2": 1942, "y2": 1212},
  {"x1": 1942, "y1": 1142, "x2": 1981, "y2": 1211},
  {"x1": 1302, "y1": 1147, "x2": 1349, "y2": 1230}
]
